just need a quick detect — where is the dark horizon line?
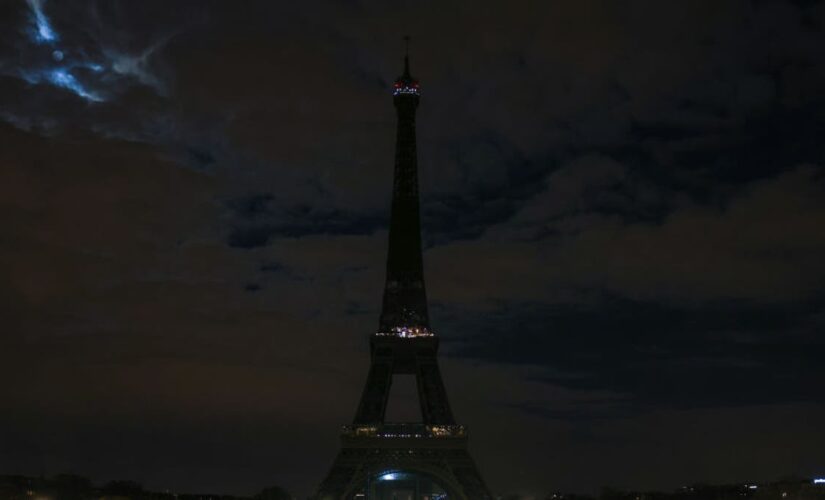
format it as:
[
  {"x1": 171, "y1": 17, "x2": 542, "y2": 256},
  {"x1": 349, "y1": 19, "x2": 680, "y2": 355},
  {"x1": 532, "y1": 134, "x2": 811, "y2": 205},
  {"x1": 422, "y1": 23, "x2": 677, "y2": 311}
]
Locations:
[{"x1": 2, "y1": 471, "x2": 823, "y2": 498}]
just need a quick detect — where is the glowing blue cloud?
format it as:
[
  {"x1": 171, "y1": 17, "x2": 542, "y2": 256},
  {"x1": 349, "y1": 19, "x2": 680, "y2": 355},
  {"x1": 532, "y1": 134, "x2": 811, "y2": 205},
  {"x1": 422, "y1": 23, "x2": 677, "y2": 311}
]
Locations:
[
  {"x1": 21, "y1": 68, "x2": 103, "y2": 102},
  {"x1": 16, "y1": 0, "x2": 105, "y2": 102},
  {"x1": 47, "y1": 69, "x2": 102, "y2": 101},
  {"x1": 26, "y1": 0, "x2": 57, "y2": 43},
  {"x1": 11, "y1": 0, "x2": 165, "y2": 105}
]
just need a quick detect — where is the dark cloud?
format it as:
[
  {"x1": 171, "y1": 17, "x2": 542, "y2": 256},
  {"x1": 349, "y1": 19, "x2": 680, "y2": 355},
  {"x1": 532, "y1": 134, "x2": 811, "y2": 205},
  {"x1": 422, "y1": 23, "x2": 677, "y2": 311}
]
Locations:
[
  {"x1": 441, "y1": 297, "x2": 825, "y2": 410},
  {"x1": 426, "y1": 164, "x2": 825, "y2": 306}
]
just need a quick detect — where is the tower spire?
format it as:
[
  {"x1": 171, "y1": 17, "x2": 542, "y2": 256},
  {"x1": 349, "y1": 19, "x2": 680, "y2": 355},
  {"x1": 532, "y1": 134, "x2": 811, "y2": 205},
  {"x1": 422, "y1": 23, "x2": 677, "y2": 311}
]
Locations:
[{"x1": 403, "y1": 35, "x2": 411, "y2": 78}]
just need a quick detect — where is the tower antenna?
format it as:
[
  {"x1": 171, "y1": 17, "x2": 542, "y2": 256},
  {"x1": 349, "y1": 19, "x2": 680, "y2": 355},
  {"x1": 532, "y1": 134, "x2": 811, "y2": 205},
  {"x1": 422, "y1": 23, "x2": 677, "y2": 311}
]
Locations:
[{"x1": 403, "y1": 35, "x2": 411, "y2": 76}]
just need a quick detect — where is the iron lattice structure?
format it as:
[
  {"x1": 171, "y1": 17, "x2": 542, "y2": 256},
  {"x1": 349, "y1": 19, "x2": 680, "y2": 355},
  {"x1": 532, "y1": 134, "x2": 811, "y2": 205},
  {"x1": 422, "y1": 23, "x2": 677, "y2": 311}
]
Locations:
[{"x1": 313, "y1": 53, "x2": 492, "y2": 499}]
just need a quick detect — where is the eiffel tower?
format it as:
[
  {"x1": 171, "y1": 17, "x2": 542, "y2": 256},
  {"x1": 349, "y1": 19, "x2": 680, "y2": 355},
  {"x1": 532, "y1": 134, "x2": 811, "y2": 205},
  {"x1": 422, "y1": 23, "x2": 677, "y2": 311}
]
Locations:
[{"x1": 314, "y1": 42, "x2": 493, "y2": 500}]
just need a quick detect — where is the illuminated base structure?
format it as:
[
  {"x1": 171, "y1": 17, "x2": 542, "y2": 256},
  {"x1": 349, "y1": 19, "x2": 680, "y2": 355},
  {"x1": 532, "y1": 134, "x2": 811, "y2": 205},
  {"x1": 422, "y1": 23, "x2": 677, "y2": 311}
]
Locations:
[
  {"x1": 313, "y1": 46, "x2": 492, "y2": 500},
  {"x1": 316, "y1": 424, "x2": 490, "y2": 499},
  {"x1": 315, "y1": 333, "x2": 492, "y2": 498},
  {"x1": 365, "y1": 470, "x2": 448, "y2": 499}
]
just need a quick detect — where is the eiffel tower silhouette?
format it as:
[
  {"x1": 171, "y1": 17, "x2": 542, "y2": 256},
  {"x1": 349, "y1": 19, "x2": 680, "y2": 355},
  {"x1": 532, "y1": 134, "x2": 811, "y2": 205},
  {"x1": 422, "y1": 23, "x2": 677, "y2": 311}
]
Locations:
[{"x1": 313, "y1": 40, "x2": 493, "y2": 500}]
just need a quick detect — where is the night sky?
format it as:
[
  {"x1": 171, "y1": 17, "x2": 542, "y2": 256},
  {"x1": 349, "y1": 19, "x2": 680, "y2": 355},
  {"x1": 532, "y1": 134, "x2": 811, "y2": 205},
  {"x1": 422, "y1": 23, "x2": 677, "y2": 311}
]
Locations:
[{"x1": 2, "y1": 0, "x2": 825, "y2": 497}]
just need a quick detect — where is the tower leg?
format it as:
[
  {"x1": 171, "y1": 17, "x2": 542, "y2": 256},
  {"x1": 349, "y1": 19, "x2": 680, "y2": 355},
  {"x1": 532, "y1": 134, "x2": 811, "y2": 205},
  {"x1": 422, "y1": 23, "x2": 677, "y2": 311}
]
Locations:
[
  {"x1": 354, "y1": 360, "x2": 394, "y2": 424},
  {"x1": 415, "y1": 358, "x2": 455, "y2": 425}
]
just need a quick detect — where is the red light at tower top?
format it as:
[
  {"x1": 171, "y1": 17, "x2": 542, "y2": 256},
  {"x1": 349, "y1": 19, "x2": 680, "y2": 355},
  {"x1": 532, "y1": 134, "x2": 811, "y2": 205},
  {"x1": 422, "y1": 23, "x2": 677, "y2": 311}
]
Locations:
[
  {"x1": 392, "y1": 69, "x2": 419, "y2": 96},
  {"x1": 393, "y1": 79, "x2": 420, "y2": 96}
]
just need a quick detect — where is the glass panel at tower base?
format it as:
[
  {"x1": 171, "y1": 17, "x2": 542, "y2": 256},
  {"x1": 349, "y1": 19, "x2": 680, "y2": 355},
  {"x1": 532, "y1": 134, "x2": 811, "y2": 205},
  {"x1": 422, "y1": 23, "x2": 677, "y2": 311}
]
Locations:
[{"x1": 352, "y1": 471, "x2": 449, "y2": 500}]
